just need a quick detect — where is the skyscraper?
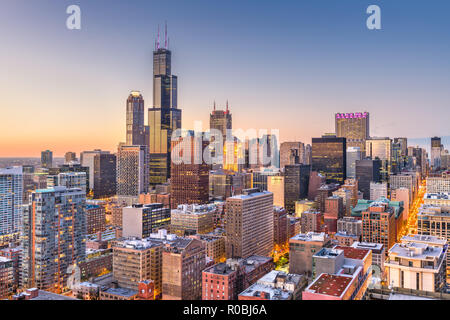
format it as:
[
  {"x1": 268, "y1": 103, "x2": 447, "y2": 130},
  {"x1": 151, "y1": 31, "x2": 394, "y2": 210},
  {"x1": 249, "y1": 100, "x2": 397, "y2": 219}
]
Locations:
[
  {"x1": 355, "y1": 159, "x2": 381, "y2": 199},
  {"x1": 0, "y1": 167, "x2": 23, "y2": 237},
  {"x1": 312, "y1": 135, "x2": 347, "y2": 184},
  {"x1": 41, "y1": 150, "x2": 53, "y2": 169},
  {"x1": 126, "y1": 91, "x2": 149, "y2": 147},
  {"x1": 284, "y1": 164, "x2": 311, "y2": 213},
  {"x1": 148, "y1": 26, "x2": 181, "y2": 185},
  {"x1": 64, "y1": 152, "x2": 77, "y2": 164},
  {"x1": 431, "y1": 137, "x2": 443, "y2": 170},
  {"x1": 116, "y1": 145, "x2": 150, "y2": 200},
  {"x1": 280, "y1": 142, "x2": 305, "y2": 170},
  {"x1": 21, "y1": 186, "x2": 86, "y2": 291},
  {"x1": 80, "y1": 150, "x2": 116, "y2": 197},
  {"x1": 346, "y1": 147, "x2": 361, "y2": 179},
  {"x1": 210, "y1": 101, "x2": 232, "y2": 144},
  {"x1": 335, "y1": 112, "x2": 369, "y2": 155},
  {"x1": 225, "y1": 189, "x2": 274, "y2": 259},
  {"x1": 365, "y1": 137, "x2": 392, "y2": 181},
  {"x1": 170, "y1": 133, "x2": 209, "y2": 207}
]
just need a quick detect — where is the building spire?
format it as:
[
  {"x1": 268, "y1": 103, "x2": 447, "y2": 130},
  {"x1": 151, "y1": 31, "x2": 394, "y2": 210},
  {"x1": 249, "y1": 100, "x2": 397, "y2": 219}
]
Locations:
[
  {"x1": 165, "y1": 21, "x2": 168, "y2": 49},
  {"x1": 226, "y1": 100, "x2": 229, "y2": 113},
  {"x1": 157, "y1": 25, "x2": 160, "y2": 49},
  {"x1": 213, "y1": 100, "x2": 216, "y2": 111}
]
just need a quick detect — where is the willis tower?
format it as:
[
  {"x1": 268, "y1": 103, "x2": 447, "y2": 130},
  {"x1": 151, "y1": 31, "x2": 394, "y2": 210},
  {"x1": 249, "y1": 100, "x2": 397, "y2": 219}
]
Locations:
[{"x1": 148, "y1": 24, "x2": 182, "y2": 185}]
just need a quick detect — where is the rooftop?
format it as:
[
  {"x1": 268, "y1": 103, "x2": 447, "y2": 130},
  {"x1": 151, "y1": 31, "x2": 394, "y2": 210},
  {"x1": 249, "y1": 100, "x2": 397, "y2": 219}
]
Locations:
[
  {"x1": 334, "y1": 246, "x2": 370, "y2": 261},
  {"x1": 238, "y1": 283, "x2": 291, "y2": 300},
  {"x1": 290, "y1": 232, "x2": 328, "y2": 243},
  {"x1": 102, "y1": 287, "x2": 138, "y2": 298},
  {"x1": 305, "y1": 273, "x2": 353, "y2": 298}
]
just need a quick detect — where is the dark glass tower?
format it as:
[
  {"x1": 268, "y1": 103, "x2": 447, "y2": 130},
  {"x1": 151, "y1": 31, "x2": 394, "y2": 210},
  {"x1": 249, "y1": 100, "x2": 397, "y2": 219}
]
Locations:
[
  {"x1": 284, "y1": 164, "x2": 311, "y2": 213},
  {"x1": 311, "y1": 135, "x2": 347, "y2": 184},
  {"x1": 148, "y1": 27, "x2": 182, "y2": 185},
  {"x1": 126, "y1": 91, "x2": 148, "y2": 147}
]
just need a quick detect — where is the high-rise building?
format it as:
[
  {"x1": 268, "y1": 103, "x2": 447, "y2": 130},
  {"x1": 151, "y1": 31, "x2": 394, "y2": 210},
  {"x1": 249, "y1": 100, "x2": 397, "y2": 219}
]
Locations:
[
  {"x1": 64, "y1": 152, "x2": 77, "y2": 164},
  {"x1": 171, "y1": 133, "x2": 209, "y2": 207},
  {"x1": 0, "y1": 257, "x2": 14, "y2": 299},
  {"x1": 335, "y1": 112, "x2": 369, "y2": 155},
  {"x1": 361, "y1": 200, "x2": 397, "y2": 254},
  {"x1": 86, "y1": 204, "x2": 106, "y2": 235},
  {"x1": 370, "y1": 182, "x2": 388, "y2": 201},
  {"x1": 273, "y1": 206, "x2": 288, "y2": 247},
  {"x1": 0, "y1": 167, "x2": 23, "y2": 237},
  {"x1": 390, "y1": 173, "x2": 416, "y2": 204},
  {"x1": 284, "y1": 164, "x2": 311, "y2": 213},
  {"x1": 431, "y1": 137, "x2": 443, "y2": 170},
  {"x1": 41, "y1": 150, "x2": 53, "y2": 169},
  {"x1": 312, "y1": 135, "x2": 346, "y2": 184},
  {"x1": 58, "y1": 172, "x2": 87, "y2": 193},
  {"x1": 81, "y1": 150, "x2": 116, "y2": 198},
  {"x1": 126, "y1": 91, "x2": 149, "y2": 147},
  {"x1": 280, "y1": 142, "x2": 305, "y2": 170},
  {"x1": 267, "y1": 176, "x2": 285, "y2": 207},
  {"x1": 122, "y1": 203, "x2": 170, "y2": 238},
  {"x1": 355, "y1": 158, "x2": 381, "y2": 199},
  {"x1": 225, "y1": 189, "x2": 274, "y2": 258},
  {"x1": 346, "y1": 147, "x2": 361, "y2": 179},
  {"x1": 426, "y1": 176, "x2": 450, "y2": 194},
  {"x1": 148, "y1": 29, "x2": 181, "y2": 185},
  {"x1": 162, "y1": 236, "x2": 206, "y2": 300},
  {"x1": 210, "y1": 101, "x2": 232, "y2": 146},
  {"x1": 365, "y1": 137, "x2": 392, "y2": 181},
  {"x1": 22, "y1": 187, "x2": 86, "y2": 292},
  {"x1": 116, "y1": 145, "x2": 150, "y2": 198}
]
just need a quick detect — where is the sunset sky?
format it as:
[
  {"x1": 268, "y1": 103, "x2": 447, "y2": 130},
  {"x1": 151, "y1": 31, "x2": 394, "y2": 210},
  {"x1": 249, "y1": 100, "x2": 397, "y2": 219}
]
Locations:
[{"x1": 1, "y1": 0, "x2": 450, "y2": 157}]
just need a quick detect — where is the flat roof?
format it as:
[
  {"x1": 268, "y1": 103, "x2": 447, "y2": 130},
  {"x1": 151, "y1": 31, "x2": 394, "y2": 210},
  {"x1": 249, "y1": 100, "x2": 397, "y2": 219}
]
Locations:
[
  {"x1": 102, "y1": 287, "x2": 137, "y2": 298},
  {"x1": 239, "y1": 283, "x2": 291, "y2": 300},
  {"x1": 334, "y1": 246, "x2": 369, "y2": 260},
  {"x1": 306, "y1": 273, "x2": 353, "y2": 298},
  {"x1": 290, "y1": 232, "x2": 327, "y2": 243}
]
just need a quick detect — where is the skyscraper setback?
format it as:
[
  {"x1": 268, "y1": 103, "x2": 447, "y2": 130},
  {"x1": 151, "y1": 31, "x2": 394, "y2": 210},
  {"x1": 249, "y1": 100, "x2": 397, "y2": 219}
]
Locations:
[{"x1": 148, "y1": 26, "x2": 182, "y2": 185}]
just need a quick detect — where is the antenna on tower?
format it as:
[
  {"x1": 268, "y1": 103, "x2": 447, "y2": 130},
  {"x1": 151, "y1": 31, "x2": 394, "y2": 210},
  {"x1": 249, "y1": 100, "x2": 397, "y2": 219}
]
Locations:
[
  {"x1": 226, "y1": 100, "x2": 229, "y2": 113},
  {"x1": 213, "y1": 100, "x2": 216, "y2": 111},
  {"x1": 157, "y1": 25, "x2": 160, "y2": 49},
  {"x1": 165, "y1": 21, "x2": 168, "y2": 49}
]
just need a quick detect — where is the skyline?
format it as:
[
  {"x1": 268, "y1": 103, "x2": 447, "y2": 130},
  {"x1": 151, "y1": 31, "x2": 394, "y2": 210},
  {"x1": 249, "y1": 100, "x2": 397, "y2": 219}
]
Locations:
[{"x1": 1, "y1": 0, "x2": 450, "y2": 157}]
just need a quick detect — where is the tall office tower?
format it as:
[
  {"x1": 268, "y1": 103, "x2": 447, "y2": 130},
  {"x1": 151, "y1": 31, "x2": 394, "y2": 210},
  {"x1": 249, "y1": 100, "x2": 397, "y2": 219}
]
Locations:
[
  {"x1": 58, "y1": 172, "x2": 87, "y2": 193},
  {"x1": 284, "y1": 164, "x2": 311, "y2": 213},
  {"x1": 126, "y1": 91, "x2": 149, "y2": 147},
  {"x1": 41, "y1": 150, "x2": 53, "y2": 169},
  {"x1": 370, "y1": 182, "x2": 388, "y2": 201},
  {"x1": 304, "y1": 144, "x2": 312, "y2": 165},
  {"x1": 289, "y1": 232, "x2": 330, "y2": 276},
  {"x1": 366, "y1": 137, "x2": 392, "y2": 181},
  {"x1": 171, "y1": 134, "x2": 209, "y2": 207},
  {"x1": 85, "y1": 204, "x2": 106, "y2": 235},
  {"x1": 346, "y1": 147, "x2": 361, "y2": 179},
  {"x1": 355, "y1": 159, "x2": 381, "y2": 199},
  {"x1": 0, "y1": 167, "x2": 22, "y2": 238},
  {"x1": 410, "y1": 146, "x2": 427, "y2": 177},
  {"x1": 92, "y1": 152, "x2": 116, "y2": 198},
  {"x1": 116, "y1": 145, "x2": 149, "y2": 199},
  {"x1": 280, "y1": 142, "x2": 305, "y2": 170},
  {"x1": 333, "y1": 188, "x2": 352, "y2": 217},
  {"x1": 257, "y1": 134, "x2": 280, "y2": 169},
  {"x1": 80, "y1": 150, "x2": 116, "y2": 197},
  {"x1": 122, "y1": 203, "x2": 170, "y2": 238},
  {"x1": 431, "y1": 137, "x2": 443, "y2": 170},
  {"x1": 394, "y1": 137, "x2": 408, "y2": 157},
  {"x1": 267, "y1": 176, "x2": 285, "y2": 207},
  {"x1": 273, "y1": 206, "x2": 288, "y2": 247},
  {"x1": 64, "y1": 152, "x2": 77, "y2": 164},
  {"x1": 210, "y1": 101, "x2": 232, "y2": 144},
  {"x1": 225, "y1": 189, "x2": 274, "y2": 258},
  {"x1": 162, "y1": 236, "x2": 206, "y2": 300},
  {"x1": 324, "y1": 196, "x2": 344, "y2": 232},
  {"x1": 335, "y1": 112, "x2": 370, "y2": 155},
  {"x1": 148, "y1": 28, "x2": 181, "y2": 185},
  {"x1": 361, "y1": 201, "x2": 396, "y2": 255},
  {"x1": 22, "y1": 187, "x2": 86, "y2": 291},
  {"x1": 251, "y1": 168, "x2": 280, "y2": 191},
  {"x1": 312, "y1": 135, "x2": 347, "y2": 184}
]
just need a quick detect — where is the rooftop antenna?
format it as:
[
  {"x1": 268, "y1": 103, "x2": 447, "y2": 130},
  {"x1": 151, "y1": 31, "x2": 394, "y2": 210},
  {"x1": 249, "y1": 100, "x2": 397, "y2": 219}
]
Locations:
[
  {"x1": 157, "y1": 25, "x2": 160, "y2": 49},
  {"x1": 165, "y1": 21, "x2": 168, "y2": 49},
  {"x1": 226, "y1": 100, "x2": 229, "y2": 113},
  {"x1": 213, "y1": 100, "x2": 216, "y2": 111}
]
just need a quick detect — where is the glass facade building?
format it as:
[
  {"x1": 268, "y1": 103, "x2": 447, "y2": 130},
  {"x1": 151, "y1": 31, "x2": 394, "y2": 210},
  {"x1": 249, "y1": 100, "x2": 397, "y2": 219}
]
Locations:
[{"x1": 312, "y1": 135, "x2": 347, "y2": 184}]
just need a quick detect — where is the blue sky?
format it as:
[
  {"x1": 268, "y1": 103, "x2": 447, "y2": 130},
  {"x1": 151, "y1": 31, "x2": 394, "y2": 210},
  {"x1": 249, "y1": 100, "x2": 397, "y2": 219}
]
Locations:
[{"x1": 0, "y1": 0, "x2": 449, "y2": 156}]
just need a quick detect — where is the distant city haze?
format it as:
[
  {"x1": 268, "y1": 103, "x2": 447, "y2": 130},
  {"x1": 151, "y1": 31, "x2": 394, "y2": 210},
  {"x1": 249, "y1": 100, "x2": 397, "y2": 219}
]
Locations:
[{"x1": 1, "y1": 0, "x2": 450, "y2": 157}]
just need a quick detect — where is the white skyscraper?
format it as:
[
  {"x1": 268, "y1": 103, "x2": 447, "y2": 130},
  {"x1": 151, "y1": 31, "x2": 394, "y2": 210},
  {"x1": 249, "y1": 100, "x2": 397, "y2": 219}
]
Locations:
[{"x1": 0, "y1": 167, "x2": 23, "y2": 236}]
